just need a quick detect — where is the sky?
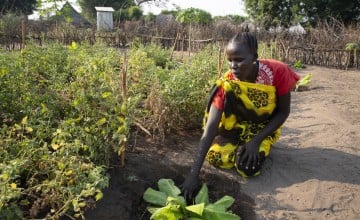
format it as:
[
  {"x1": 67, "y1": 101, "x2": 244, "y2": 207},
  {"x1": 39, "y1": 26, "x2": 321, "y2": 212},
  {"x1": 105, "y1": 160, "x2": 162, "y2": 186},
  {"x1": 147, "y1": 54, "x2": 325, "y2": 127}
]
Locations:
[{"x1": 142, "y1": 0, "x2": 247, "y2": 17}]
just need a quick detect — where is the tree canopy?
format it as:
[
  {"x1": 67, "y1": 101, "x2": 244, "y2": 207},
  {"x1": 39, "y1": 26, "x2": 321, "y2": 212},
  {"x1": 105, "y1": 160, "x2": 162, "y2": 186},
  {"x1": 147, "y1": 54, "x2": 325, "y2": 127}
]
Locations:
[
  {"x1": 300, "y1": 0, "x2": 360, "y2": 26},
  {"x1": 244, "y1": 0, "x2": 360, "y2": 29},
  {"x1": 0, "y1": 0, "x2": 37, "y2": 15},
  {"x1": 176, "y1": 8, "x2": 212, "y2": 25},
  {"x1": 113, "y1": 5, "x2": 143, "y2": 21}
]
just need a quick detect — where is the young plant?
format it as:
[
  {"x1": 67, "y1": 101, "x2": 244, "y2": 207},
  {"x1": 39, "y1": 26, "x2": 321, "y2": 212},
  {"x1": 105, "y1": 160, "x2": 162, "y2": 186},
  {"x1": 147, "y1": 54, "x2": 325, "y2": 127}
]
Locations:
[
  {"x1": 292, "y1": 60, "x2": 305, "y2": 69},
  {"x1": 295, "y1": 73, "x2": 312, "y2": 92},
  {"x1": 143, "y1": 179, "x2": 241, "y2": 220}
]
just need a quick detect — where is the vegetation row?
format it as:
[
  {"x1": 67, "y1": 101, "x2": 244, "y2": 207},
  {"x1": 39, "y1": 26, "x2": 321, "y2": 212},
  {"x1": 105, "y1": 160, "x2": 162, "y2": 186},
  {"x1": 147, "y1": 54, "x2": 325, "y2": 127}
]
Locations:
[{"x1": 0, "y1": 41, "x2": 220, "y2": 219}]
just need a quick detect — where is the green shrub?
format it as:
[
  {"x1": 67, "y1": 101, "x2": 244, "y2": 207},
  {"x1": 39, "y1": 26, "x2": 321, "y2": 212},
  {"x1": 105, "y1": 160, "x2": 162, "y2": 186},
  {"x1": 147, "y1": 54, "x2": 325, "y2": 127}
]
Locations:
[
  {"x1": 292, "y1": 60, "x2": 305, "y2": 69},
  {"x1": 0, "y1": 41, "x2": 126, "y2": 218},
  {"x1": 0, "y1": 41, "x2": 224, "y2": 218},
  {"x1": 125, "y1": 44, "x2": 219, "y2": 140}
]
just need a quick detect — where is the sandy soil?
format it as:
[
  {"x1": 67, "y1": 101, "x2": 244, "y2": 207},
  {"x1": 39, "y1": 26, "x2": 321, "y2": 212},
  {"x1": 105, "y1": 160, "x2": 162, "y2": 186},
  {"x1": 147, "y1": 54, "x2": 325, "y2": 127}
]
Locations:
[{"x1": 85, "y1": 65, "x2": 360, "y2": 220}]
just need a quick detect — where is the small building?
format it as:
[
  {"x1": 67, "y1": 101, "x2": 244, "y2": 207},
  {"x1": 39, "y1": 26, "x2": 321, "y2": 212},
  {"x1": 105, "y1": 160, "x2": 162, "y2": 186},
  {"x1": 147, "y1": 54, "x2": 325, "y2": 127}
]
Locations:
[
  {"x1": 95, "y1": 7, "x2": 115, "y2": 31},
  {"x1": 56, "y1": 2, "x2": 91, "y2": 27}
]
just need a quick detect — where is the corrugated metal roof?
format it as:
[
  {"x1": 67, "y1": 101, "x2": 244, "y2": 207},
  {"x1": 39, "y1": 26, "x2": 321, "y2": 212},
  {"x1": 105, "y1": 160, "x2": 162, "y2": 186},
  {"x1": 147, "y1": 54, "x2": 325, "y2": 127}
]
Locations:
[{"x1": 94, "y1": 7, "x2": 115, "y2": 12}]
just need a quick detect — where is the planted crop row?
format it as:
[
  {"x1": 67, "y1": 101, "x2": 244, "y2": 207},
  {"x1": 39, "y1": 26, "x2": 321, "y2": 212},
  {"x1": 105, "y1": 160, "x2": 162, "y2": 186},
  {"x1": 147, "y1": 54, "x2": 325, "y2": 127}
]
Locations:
[{"x1": 0, "y1": 41, "x2": 221, "y2": 218}]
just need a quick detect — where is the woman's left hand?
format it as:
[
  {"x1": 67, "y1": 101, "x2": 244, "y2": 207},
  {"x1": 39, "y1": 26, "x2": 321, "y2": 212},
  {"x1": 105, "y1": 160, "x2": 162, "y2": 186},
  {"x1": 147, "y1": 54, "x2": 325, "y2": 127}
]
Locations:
[{"x1": 236, "y1": 141, "x2": 261, "y2": 170}]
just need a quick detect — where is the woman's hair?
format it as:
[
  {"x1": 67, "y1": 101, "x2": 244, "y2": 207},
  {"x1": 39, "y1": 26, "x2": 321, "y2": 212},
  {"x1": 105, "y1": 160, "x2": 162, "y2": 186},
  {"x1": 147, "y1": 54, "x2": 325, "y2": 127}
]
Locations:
[{"x1": 229, "y1": 32, "x2": 258, "y2": 59}]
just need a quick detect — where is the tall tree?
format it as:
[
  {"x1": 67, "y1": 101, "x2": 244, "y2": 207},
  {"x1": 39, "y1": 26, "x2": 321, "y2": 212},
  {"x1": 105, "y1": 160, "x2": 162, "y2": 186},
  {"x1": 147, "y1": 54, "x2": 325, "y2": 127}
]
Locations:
[
  {"x1": 176, "y1": 8, "x2": 212, "y2": 25},
  {"x1": 300, "y1": 0, "x2": 360, "y2": 26},
  {"x1": 0, "y1": 0, "x2": 37, "y2": 15},
  {"x1": 244, "y1": 0, "x2": 300, "y2": 29},
  {"x1": 127, "y1": 5, "x2": 142, "y2": 20},
  {"x1": 244, "y1": 0, "x2": 360, "y2": 29}
]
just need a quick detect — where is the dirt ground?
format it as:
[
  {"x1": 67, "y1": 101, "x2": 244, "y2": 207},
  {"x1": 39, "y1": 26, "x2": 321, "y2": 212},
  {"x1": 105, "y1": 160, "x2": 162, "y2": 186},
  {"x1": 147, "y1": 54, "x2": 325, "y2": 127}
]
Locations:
[{"x1": 84, "y1": 65, "x2": 360, "y2": 220}]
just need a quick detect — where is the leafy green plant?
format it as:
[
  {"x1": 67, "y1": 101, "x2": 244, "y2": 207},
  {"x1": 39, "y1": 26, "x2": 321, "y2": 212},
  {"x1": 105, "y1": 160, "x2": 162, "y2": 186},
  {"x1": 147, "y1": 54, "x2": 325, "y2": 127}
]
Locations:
[
  {"x1": 0, "y1": 41, "x2": 126, "y2": 219},
  {"x1": 345, "y1": 42, "x2": 359, "y2": 51},
  {"x1": 292, "y1": 60, "x2": 305, "y2": 69},
  {"x1": 293, "y1": 60, "x2": 300, "y2": 68},
  {"x1": 345, "y1": 42, "x2": 359, "y2": 68},
  {"x1": 126, "y1": 43, "x2": 218, "y2": 140},
  {"x1": 1, "y1": 40, "x2": 225, "y2": 218},
  {"x1": 295, "y1": 73, "x2": 312, "y2": 91},
  {"x1": 143, "y1": 179, "x2": 240, "y2": 220}
]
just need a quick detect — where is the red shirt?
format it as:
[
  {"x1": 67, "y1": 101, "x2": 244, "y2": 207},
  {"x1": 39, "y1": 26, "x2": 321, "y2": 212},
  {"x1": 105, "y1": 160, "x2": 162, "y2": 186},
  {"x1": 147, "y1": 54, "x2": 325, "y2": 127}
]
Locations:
[{"x1": 213, "y1": 59, "x2": 300, "y2": 110}]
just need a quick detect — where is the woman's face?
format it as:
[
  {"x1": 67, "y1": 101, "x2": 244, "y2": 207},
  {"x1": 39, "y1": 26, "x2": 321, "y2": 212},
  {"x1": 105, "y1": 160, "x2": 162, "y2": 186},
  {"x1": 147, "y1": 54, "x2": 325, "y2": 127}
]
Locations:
[{"x1": 226, "y1": 41, "x2": 256, "y2": 81}]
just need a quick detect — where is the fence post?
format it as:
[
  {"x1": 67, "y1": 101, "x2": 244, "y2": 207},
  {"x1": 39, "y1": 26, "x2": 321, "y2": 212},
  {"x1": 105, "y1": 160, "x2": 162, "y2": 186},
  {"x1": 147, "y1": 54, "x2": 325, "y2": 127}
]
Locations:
[
  {"x1": 21, "y1": 16, "x2": 26, "y2": 49},
  {"x1": 181, "y1": 36, "x2": 184, "y2": 59},
  {"x1": 356, "y1": 49, "x2": 358, "y2": 68},
  {"x1": 170, "y1": 32, "x2": 180, "y2": 60},
  {"x1": 119, "y1": 52, "x2": 128, "y2": 167},
  {"x1": 217, "y1": 46, "x2": 223, "y2": 78},
  {"x1": 188, "y1": 24, "x2": 192, "y2": 56}
]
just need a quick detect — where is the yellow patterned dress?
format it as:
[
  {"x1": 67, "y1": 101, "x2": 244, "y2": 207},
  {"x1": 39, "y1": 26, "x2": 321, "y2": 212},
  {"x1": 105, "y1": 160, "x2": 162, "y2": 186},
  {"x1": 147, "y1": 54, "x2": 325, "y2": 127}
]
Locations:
[{"x1": 204, "y1": 71, "x2": 281, "y2": 177}]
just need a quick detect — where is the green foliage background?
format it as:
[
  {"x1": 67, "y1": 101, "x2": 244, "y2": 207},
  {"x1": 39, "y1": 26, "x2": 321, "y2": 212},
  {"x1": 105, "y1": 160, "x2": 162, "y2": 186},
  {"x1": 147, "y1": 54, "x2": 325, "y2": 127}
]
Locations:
[
  {"x1": 0, "y1": 0, "x2": 37, "y2": 15},
  {"x1": 0, "y1": 41, "x2": 126, "y2": 219},
  {"x1": 244, "y1": 0, "x2": 360, "y2": 28},
  {"x1": 125, "y1": 42, "x2": 220, "y2": 139}
]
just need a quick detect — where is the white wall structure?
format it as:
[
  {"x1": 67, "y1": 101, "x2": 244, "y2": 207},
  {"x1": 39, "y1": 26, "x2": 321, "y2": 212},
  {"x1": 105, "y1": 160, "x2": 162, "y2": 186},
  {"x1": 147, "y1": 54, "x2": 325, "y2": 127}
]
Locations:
[
  {"x1": 95, "y1": 7, "x2": 115, "y2": 31},
  {"x1": 289, "y1": 23, "x2": 306, "y2": 34}
]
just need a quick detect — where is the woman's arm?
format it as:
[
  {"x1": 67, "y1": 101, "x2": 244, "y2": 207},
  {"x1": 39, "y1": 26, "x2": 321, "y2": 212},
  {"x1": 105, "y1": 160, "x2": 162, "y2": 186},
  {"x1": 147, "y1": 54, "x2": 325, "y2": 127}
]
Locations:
[
  {"x1": 181, "y1": 105, "x2": 222, "y2": 199},
  {"x1": 253, "y1": 91, "x2": 291, "y2": 143},
  {"x1": 238, "y1": 91, "x2": 291, "y2": 168}
]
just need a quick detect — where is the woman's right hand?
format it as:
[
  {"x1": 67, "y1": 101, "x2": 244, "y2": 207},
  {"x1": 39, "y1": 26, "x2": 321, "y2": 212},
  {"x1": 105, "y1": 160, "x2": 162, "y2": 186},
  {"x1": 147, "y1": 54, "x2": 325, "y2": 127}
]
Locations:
[
  {"x1": 180, "y1": 105, "x2": 222, "y2": 201},
  {"x1": 180, "y1": 175, "x2": 201, "y2": 201}
]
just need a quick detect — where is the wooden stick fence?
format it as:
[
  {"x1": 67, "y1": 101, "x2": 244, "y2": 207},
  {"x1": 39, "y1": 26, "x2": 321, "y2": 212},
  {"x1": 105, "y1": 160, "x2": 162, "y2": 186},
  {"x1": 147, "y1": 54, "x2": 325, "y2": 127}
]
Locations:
[
  {"x1": 1, "y1": 30, "x2": 359, "y2": 70},
  {"x1": 283, "y1": 46, "x2": 359, "y2": 69}
]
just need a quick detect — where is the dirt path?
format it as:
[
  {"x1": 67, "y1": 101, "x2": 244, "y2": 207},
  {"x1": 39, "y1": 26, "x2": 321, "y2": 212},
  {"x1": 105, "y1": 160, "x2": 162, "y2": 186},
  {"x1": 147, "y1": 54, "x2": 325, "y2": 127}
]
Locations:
[
  {"x1": 85, "y1": 65, "x2": 360, "y2": 220},
  {"x1": 256, "y1": 66, "x2": 360, "y2": 220}
]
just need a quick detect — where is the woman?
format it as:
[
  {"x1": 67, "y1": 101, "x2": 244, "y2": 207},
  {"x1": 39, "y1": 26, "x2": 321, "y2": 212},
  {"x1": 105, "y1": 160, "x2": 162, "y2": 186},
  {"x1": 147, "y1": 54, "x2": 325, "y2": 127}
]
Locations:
[{"x1": 181, "y1": 32, "x2": 300, "y2": 199}]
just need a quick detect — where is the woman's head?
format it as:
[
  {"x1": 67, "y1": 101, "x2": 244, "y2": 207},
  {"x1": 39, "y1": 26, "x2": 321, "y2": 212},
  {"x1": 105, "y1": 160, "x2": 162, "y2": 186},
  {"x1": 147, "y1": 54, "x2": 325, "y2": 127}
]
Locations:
[
  {"x1": 228, "y1": 32, "x2": 258, "y2": 59},
  {"x1": 226, "y1": 32, "x2": 258, "y2": 81}
]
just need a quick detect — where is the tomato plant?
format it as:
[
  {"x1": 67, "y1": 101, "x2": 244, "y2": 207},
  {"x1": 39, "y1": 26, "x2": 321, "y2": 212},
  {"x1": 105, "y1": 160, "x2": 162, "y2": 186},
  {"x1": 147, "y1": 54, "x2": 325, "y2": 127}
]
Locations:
[
  {"x1": 1, "y1": 40, "x2": 222, "y2": 218},
  {"x1": 0, "y1": 41, "x2": 123, "y2": 218}
]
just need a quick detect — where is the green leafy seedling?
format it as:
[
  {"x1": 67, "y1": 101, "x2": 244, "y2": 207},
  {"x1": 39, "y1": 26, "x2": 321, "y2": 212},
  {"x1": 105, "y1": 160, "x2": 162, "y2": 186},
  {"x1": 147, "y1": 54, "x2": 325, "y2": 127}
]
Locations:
[{"x1": 143, "y1": 178, "x2": 240, "y2": 220}]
